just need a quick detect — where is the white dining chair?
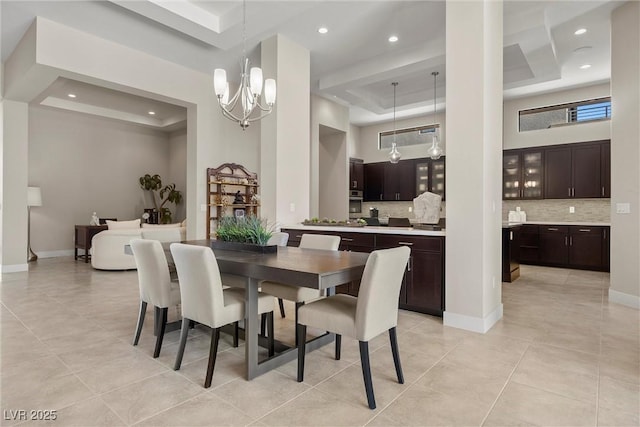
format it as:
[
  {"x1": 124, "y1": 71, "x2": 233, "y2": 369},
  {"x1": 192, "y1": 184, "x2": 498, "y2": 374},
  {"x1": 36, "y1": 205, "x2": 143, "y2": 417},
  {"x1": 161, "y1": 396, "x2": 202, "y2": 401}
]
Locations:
[
  {"x1": 170, "y1": 243, "x2": 275, "y2": 388},
  {"x1": 130, "y1": 239, "x2": 181, "y2": 358},
  {"x1": 260, "y1": 233, "x2": 340, "y2": 344},
  {"x1": 296, "y1": 246, "x2": 410, "y2": 410}
]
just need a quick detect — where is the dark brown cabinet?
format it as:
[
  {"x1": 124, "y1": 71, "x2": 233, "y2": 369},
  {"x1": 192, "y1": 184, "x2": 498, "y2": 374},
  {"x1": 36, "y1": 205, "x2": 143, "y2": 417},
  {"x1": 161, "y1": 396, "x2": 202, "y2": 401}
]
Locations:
[
  {"x1": 544, "y1": 142, "x2": 605, "y2": 199},
  {"x1": 518, "y1": 224, "x2": 609, "y2": 271},
  {"x1": 349, "y1": 158, "x2": 364, "y2": 191},
  {"x1": 281, "y1": 228, "x2": 445, "y2": 316},
  {"x1": 503, "y1": 149, "x2": 543, "y2": 200},
  {"x1": 364, "y1": 160, "x2": 416, "y2": 201},
  {"x1": 376, "y1": 234, "x2": 444, "y2": 316},
  {"x1": 502, "y1": 226, "x2": 520, "y2": 282},
  {"x1": 601, "y1": 142, "x2": 610, "y2": 198},
  {"x1": 415, "y1": 157, "x2": 446, "y2": 200}
]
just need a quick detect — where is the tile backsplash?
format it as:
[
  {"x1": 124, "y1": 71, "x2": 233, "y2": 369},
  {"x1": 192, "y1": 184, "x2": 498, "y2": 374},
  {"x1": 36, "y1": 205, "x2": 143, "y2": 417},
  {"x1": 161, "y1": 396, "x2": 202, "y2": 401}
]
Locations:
[
  {"x1": 358, "y1": 199, "x2": 610, "y2": 223},
  {"x1": 502, "y1": 199, "x2": 610, "y2": 222}
]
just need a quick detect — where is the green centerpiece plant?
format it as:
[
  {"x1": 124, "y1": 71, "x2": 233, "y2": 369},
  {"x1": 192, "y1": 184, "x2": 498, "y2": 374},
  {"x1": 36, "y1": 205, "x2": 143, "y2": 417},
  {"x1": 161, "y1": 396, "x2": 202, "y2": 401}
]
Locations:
[{"x1": 216, "y1": 216, "x2": 273, "y2": 246}]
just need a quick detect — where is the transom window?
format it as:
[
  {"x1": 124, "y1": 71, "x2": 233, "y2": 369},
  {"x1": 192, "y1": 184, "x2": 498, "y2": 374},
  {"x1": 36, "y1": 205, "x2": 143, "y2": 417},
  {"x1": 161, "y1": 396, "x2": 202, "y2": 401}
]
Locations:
[
  {"x1": 519, "y1": 97, "x2": 611, "y2": 132},
  {"x1": 379, "y1": 124, "x2": 439, "y2": 150}
]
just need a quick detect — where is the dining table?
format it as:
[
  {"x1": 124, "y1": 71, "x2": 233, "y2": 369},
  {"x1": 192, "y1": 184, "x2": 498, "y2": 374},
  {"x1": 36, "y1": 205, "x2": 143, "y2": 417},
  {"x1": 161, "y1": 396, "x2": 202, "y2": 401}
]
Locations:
[{"x1": 164, "y1": 239, "x2": 370, "y2": 380}]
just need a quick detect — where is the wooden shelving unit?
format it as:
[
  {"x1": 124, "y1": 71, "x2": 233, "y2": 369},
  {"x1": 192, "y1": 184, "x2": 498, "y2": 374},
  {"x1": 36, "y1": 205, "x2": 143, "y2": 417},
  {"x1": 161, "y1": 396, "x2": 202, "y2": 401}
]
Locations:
[{"x1": 206, "y1": 163, "x2": 259, "y2": 239}]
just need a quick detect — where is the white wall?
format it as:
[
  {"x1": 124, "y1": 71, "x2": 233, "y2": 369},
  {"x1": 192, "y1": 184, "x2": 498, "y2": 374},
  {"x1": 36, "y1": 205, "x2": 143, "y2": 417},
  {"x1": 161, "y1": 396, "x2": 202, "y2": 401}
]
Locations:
[
  {"x1": 319, "y1": 131, "x2": 347, "y2": 219},
  {"x1": 358, "y1": 113, "x2": 446, "y2": 163},
  {"x1": 503, "y1": 83, "x2": 611, "y2": 149},
  {"x1": 28, "y1": 107, "x2": 172, "y2": 255},
  {"x1": 167, "y1": 128, "x2": 187, "y2": 223}
]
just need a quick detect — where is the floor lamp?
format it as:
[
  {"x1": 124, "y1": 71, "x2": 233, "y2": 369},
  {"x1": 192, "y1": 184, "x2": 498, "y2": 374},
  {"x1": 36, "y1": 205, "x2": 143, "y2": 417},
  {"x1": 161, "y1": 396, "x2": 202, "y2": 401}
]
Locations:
[{"x1": 27, "y1": 186, "x2": 42, "y2": 262}]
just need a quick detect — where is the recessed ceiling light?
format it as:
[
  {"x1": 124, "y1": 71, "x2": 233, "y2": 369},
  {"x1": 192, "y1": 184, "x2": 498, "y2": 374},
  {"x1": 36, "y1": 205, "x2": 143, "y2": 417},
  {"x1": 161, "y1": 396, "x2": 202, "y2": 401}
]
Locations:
[
  {"x1": 318, "y1": 27, "x2": 328, "y2": 34},
  {"x1": 148, "y1": 111, "x2": 156, "y2": 115},
  {"x1": 574, "y1": 28, "x2": 587, "y2": 35},
  {"x1": 67, "y1": 93, "x2": 76, "y2": 98},
  {"x1": 388, "y1": 35, "x2": 398, "y2": 43},
  {"x1": 580, "y1": 64, "x2": 592, "y2": 69}
]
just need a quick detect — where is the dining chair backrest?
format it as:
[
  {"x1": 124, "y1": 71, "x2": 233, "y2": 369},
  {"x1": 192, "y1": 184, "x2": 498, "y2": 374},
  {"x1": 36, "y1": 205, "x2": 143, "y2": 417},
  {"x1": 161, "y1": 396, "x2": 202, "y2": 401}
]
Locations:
[
  {"x1": 355, "y1": 246, "x2": 410, "y2": 341},
  {"x1": 170, "y1": 243, "x2": 225, "y2": 327},
  {"x1": 267, "y1": 232, "x2": 289, "y2": 246},
  {"x1": 130, "y1": 239, "x2": 173, "y2": 307},
  {"x1": 141, "y1": 228, "x2": 182, "y2": 243},
  {"x1": 299, "y1": 234, "x2": 340, "y2": 251}
]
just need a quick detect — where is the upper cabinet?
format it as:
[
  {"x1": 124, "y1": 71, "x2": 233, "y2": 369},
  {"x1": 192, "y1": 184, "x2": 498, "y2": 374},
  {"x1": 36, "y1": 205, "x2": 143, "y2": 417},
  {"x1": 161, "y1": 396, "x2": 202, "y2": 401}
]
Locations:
[
  {"x1": 415, "y1": 157, "x2": 446, "y2": 200},
  {"x1": 544, "y1": 141, "x2": 607, "y2": 199},
  {"x1": 503, "y1": 149, "x2": 543, "y2": 200},
  {"x1": 349, "y1": 158, "x2": 364, "y2": 191},
  {"x1": 363, "y1": 163, "x2": 385, "y2": 201},
  {"x1": 364, "y1": 159, "x2": 416, "y2": 202},
  {"x1": 503, "y1": 140, "x2": 610, "y2": 200}
]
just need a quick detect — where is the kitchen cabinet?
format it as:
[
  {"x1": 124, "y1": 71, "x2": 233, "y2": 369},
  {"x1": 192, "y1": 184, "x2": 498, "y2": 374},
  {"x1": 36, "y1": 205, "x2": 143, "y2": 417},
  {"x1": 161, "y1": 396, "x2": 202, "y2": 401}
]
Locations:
[
  {"x1": 281, "y1": 228, "x2": 446, "y2": 316},
  {"x1": 416, "y1": 157, "x2": 446, "y2": 200},
  {"x1": 502, "y1": 225, "x2": 520, "y2": 282},
  {"x1": 503, "y1": 148, "x2": 544, "y2": 200},
  {"x1": 383, "y1": 160, "x2": 415, "y2": 201},
  {"x1": 601, "y1": 142, "x2": 610, "y2": 198},
  {"x1": 364, "y1": 160, "x2": 416, "y2": 202},
  {"x1": 363, "y1": 163, "x2": 385, "y2": 201},
  {"x1": 518, "y1": 224, "x2": 609, "y2": 271},
  {"x1": 544, "y1": 142, "x2": 605, "y2": 199},
  {"x1": 376, "y1": 234, "x2": 444, "y2": 316},
  {"x1": 349, "y1": 158, "x2": 364, "y2": 191}
]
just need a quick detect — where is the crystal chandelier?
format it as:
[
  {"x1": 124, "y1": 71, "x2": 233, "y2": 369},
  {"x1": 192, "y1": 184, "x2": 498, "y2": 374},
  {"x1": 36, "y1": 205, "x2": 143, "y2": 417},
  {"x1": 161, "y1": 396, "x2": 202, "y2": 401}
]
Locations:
[
  {"x1": 213, "y1": 0, "x2": 276, "y2": 130},
  {"x1": 428, "y1": 71, "x2": 443, "y2": 159},
  {"x1": 389, "y1": 82, "x2": 401, "y2": 164}
]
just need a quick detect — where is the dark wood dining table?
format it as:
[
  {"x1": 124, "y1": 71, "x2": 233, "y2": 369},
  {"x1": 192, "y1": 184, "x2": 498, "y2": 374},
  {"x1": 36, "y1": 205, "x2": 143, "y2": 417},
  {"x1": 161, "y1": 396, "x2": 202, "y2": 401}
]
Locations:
[{"x1": 169, "y1": 240, "x2": 370, "y2": 380}]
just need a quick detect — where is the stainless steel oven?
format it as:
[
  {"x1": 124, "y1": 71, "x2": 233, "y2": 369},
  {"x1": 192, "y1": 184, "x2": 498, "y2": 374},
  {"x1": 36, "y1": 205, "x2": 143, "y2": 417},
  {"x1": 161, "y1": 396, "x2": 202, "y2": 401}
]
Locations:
[{"x1": 349, "y1": 190, "x2": 363, "y2": 214}]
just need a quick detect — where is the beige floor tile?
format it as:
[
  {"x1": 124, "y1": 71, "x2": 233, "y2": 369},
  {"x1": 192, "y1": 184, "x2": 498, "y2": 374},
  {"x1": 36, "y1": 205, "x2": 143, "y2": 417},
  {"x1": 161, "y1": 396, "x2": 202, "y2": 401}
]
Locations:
[
  {"x1": 366, "y1": 341, "x2": 440, "y2": 382},
  {"x1": 212, "y1": 370, "x2": 310, "y2": 419},
  {"x1": 100, "y1": 371, "x2": 204, "y2": 425},
  {"x1": 257, "y1": 388, "x2": 375, "y2": 426},
  {"x1": 598, "y1": 376, "x2": 640, "y2": 415},
  {"x1": 135, "y1": 392, "x2": 256, "y2": 426},
  {"x1": 485, "y1": 382, "x2": 597, "y2": 426},
  {"x1": 368, "y1": 382, "x2": 489, "y2": 426},
  {"x1": 599, "y1": 354, "x2": 640, "y2": 385},
  {"x1": 597, "y1": 406, "x2": 640, "y2": 427},
  {"x1": 176, "y1": 349, "x2": 245, "y2": 389},
  {"x1": 276, "y1": 346, "x2": 354, "y2": 386},
  {"x1": 18, "y1": 397, "x2": 125, "y2": 427},
  {"x1": 57, "y1": 337, "x2": 139, "y2": 372}
]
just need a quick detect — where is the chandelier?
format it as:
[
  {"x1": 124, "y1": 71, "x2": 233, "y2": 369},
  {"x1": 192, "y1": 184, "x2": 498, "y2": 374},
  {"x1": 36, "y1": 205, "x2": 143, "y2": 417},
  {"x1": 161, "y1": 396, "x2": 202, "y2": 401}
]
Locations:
[
  {"x1": 389, "y1": 82, "x2": 401, "y2": 164},
  {"x1": 213, "y1": 0, "x2": 276, "y2": 130},
  {"x1": 428, "y1": 71, "x2": 443, "y2": 159}
]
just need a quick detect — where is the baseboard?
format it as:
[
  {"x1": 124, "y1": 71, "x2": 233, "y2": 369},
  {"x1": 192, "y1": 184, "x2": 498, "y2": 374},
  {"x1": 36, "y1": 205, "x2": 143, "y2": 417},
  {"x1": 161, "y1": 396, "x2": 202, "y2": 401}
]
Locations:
[
  {"x1": 37, "y1": 250, "x2": 75, "y2": 259},
  {"x1": 609, "y1": 289, "x2": 640, "y2": 310},
  {"x1": 443, "y1": 303, "x2": 503, "y2": 333},
  {"x1": 0, "y1": 263, "x2": 29, "y2": 273}
]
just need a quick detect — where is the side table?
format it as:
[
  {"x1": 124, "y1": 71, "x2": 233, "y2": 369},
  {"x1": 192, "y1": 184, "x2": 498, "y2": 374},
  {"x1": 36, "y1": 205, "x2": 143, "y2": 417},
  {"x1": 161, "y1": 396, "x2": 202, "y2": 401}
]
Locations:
[{"x1": 75, "y1": 225, "x2": 107, "y2": 263}]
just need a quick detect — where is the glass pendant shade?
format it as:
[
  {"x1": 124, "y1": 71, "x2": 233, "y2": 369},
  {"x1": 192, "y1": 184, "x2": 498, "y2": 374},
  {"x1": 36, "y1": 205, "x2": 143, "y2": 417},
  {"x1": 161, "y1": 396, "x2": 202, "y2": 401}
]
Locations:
[
  {"x1": 214, "y1": 69, "x2": 227, "y2": 97},
  {"x1": 264, "y1": 79, "x2": 277, "y2": 105},
  {"x1": 388, "y1": 82, "x2": 400, "y2": 163},
  {"x1": 389, "y1": 143, "x2": 402, "y2": 163},
  {"x1": 249, "y1": 67, "x2": 263, "y2": 95},
  {"x1": 428, "y1": 134, "x2": 443, "y2": 159}
]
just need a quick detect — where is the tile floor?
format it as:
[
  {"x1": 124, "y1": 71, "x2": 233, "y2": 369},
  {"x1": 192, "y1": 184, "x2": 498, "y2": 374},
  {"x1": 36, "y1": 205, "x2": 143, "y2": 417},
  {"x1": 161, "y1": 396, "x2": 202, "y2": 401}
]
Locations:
[{"x1": 1, "y1": 259, "x2": 638, "y2": 426}]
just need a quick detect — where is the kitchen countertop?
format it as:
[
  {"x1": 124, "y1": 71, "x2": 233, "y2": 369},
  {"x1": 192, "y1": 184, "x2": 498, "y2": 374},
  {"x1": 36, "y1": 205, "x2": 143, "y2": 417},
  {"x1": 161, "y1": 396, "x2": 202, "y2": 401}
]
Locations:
[
  {"x1": 282, "y1": 224, "x2": 446, "y2": 237},
  {"x1": 504, "y1": 221, "x2": 611, "y2": 227}
]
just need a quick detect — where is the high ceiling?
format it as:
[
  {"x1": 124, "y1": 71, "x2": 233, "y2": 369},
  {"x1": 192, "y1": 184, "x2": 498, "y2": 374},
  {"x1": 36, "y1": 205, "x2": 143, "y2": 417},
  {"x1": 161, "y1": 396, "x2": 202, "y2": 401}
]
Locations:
[{"x1": 1, "y1": 1, "x2": 625, "y2": 130}]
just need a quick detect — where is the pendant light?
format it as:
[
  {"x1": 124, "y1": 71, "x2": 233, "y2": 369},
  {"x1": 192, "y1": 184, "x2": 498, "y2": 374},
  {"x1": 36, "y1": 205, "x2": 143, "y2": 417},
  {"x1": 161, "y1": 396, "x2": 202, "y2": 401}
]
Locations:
[
  {"x1": 213, "y1": 0, "x2": 276, "y2": 130},
  {"x1": 389, "y1": 82, "x2": 401, "y2": 164},
  {"x1": 428, "y1": 71, "x2": 443, "y2": 160}
]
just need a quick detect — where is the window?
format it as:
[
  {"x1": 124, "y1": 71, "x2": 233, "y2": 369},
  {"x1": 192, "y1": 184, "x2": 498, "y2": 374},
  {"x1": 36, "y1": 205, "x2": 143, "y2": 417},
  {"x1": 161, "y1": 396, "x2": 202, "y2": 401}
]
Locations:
[
  {"x1": 379, "y1": 124, "x2": 439, "y2": 150},
  {"x1": 519, "y1": 97, "x2": 611, "y2": 132}
]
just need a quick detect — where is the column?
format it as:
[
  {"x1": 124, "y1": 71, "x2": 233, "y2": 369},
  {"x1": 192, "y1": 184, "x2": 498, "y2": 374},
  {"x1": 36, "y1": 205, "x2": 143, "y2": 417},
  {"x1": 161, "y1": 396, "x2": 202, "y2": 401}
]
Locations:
[
  {"x1": 444, "y1": 0, "x2": 504, "y2": 332},
  {"x1": 260, "y1": 35, "x2": 311, "y2": 226},
  {"x1": 609, "y1": 1, "x2": 640, "y2": 309}
]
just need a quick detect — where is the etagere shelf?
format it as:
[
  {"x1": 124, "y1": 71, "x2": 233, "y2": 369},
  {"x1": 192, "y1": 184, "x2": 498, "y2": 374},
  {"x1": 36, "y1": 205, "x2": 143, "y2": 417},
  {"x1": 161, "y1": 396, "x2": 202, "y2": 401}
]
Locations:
[{"x1": 206, "y1": 163, "x2": 260, "y2": 239}]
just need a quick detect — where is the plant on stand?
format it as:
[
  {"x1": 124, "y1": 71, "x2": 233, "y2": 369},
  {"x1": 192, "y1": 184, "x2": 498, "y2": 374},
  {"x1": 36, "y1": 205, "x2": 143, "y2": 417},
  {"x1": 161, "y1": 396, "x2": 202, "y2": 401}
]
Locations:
[{"x1": 138, "y1": 174, "x2": 183, "y2": 224}]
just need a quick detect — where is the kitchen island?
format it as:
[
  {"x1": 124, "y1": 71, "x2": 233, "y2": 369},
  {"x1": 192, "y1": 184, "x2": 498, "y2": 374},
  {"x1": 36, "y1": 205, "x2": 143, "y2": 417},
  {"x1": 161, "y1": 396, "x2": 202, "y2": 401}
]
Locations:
[{"x1": 281, "y1": 224, "x2": 445, "y2": 316}]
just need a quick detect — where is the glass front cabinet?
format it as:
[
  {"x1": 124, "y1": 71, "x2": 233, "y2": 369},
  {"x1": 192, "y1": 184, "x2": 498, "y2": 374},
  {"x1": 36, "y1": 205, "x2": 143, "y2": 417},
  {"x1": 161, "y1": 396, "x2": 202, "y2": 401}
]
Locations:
[
  {"x1": 503, "y1": 149, "x2": 543, "y2": 200},
  {"x1": 415, "y1": 157, "x2": 445, "y2": 201}
]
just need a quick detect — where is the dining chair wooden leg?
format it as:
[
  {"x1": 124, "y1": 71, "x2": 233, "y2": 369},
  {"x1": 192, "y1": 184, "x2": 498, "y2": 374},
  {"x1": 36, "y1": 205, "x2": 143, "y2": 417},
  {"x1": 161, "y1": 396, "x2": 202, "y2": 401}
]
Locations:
[
  {"x1": 294, "y1": 302, "x2": 305, "y2": 346},
  {"x1": 204, "y1": 327, "x2": 221, "y2": 388},
  {"x1": 233, "y1": 321, "x2": 239, "y2": 348},
  {"x1": 260, "y1": 313, "x2": 267, "y2": 337},
  {"x1": 335, "y1": 334, "x2": 342, "y2": 360},
  {"x1": 153, "y1": 307, "x2": 168, "y2": 358},
  {"x1": 267, "y1": 312, "x2": 275, "y2": 357},
  {"x1": 133, "y1": 301, "x2": 147, "y2": 346},
  {"x1": 389, "y1": 327, "x2": 404, "y2": 384},
  {"x1": 278, "y1": 298, "x2": 286, "y2": 318},
  {"x1": 296, "y1": 324, "x2": 307, "y2": 382},
  {"x1": 359, "y1": 341, "x2": 376, "y2": 410},
  {"x1": 173, "y1": 318, "x2": 190, "y2": 370}
]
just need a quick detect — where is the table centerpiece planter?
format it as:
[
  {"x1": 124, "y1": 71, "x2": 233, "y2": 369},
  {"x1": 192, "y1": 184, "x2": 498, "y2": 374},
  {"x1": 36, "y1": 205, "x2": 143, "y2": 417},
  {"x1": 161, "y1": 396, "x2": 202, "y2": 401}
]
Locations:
[
  {"x1": 210, "y1": 239, "x2": 277, "y2": 254},
  {"x1": 213, "y1": 215, "x2": 276, "y2": 253}
]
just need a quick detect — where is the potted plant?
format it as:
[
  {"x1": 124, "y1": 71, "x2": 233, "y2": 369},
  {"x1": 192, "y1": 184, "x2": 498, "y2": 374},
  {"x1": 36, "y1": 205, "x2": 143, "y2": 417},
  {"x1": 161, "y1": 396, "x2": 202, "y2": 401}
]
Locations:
[
  {"x1": 139, "y1": 174, "x2": 183, "y2": 224},
  {"x1": 212, "y1": 216, "x2": 276, "y2": 253}
]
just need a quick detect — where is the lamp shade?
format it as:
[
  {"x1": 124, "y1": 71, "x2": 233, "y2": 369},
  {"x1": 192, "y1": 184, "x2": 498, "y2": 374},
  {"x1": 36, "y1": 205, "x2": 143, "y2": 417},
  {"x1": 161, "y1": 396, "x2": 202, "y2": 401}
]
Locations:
[
  {"x1": 264, "y1": 79, "x2": 276, "y2": 105},
  {"x1": 213, "y1": 69, "x2": 227, "y2": 96},
  {"x1": 27, "y1": 187, "x2": 42, "y2": 207}
]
